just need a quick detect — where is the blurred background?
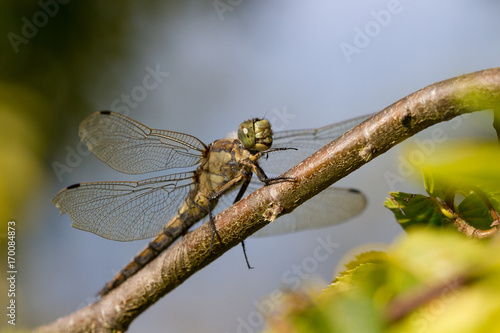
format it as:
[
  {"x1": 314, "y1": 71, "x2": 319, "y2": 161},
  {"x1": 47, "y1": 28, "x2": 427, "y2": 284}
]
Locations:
[{"x1": 1, "y1": 1, "x2": 499, "y2": 332}]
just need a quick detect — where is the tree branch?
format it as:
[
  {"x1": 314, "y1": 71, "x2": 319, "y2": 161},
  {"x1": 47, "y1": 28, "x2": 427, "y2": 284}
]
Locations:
[{"x1": 35, "y1": 67, "x2": 500, "y2": 332}]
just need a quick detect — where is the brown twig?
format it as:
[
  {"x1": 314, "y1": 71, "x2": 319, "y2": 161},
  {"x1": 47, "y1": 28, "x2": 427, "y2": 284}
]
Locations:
[
  {"x1": 35, "y1": 67, "x2": 500, "y2": 332},
  {"x1": 385, "y1": 275, "x2": 470, "y2": 322},
  {"x1": 434, "y1": 189, "x2": 499, "y2": 239}
]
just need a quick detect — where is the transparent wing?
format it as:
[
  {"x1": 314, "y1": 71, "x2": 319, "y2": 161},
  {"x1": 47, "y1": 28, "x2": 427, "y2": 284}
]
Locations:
[
  {"x1": 251, "y1": 187, "x2": 366, "y2": 237},
  {"x1": 79, "y1": 111, "x2": 206, "y2": 174},
  {"x1": 52, "y1": 172, "x2": 195, "y2": 241},
  {"x1": 261, "y1": 114, "x2": 372, "y2": 175}
]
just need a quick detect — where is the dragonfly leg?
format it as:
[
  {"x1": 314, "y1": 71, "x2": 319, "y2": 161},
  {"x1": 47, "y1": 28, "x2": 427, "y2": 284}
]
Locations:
[
  {"x1": 252, "y1": 162, "x2": 296, "y2": 185},
  {"x1": 231, "y1": 176, "x2": 254, "y2": 269},
  {"x1": 208, "y1": 203, "x2": 222, "y2": 254},
  {"x1": 207, "y1": 172, "x2": 250, "y2": 253},
  {"x1": 241, "y1": 240, "x2": 254, "y2": 269},
  {"x1": 260, "y1": 147, "x2": 298, "y2": 155},
  {"x1": 206, "y1": 171, "x2": 255, "y2": 270},
  {"x1": 250, "y1": 147, "x2": 299, "y2": 185}
]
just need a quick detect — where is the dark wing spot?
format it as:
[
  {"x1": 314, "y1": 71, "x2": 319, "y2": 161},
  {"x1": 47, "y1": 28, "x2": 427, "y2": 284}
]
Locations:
[{"x1": 66, "y1": 183, "x2": 81, "y2": 190}]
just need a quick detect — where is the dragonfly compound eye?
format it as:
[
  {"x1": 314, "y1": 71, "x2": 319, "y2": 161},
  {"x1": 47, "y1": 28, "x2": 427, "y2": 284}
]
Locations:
[{"x1": 238, "y1": 120, "x2": 256, "y2": 149}]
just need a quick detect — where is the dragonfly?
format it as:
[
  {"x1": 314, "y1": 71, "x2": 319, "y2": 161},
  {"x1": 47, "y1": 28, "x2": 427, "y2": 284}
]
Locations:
[{"x1": 53, "y1": 111, "x2": 370, "y2": 296}]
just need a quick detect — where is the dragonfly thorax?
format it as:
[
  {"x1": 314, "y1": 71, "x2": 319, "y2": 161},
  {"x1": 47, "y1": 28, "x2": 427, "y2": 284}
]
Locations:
[{"x1": 237, "y1": 118, "x2": 273, "y2": 152}]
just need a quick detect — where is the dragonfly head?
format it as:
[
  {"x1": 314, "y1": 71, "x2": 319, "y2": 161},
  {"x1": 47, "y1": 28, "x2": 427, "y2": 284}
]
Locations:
[{"x1": 238, "y1": 118, "x2": 273, "y2": 152}]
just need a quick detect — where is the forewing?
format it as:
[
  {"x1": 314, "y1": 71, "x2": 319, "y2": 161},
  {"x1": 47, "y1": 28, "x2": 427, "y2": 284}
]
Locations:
[
  {"x1": 79, "y1": 111, "x2": 206, "y2": 174},
  {"x1": 52, "y1": 172, "x2": 195, "y2": 241},
  {"x1": 260, "y1": 114, "x2": 372, "y2": 175},
  {"x1": 251, "y1": 187, "x2": 367, "y2": 237}
]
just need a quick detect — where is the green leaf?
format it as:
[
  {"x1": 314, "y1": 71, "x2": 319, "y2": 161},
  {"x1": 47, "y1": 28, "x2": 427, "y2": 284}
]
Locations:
[
  {"x1": 384, "y1": 192, "x2": 448, "y2": 230},
  {"x1": 421, "y1": 168, "x2": 456, "y2": 204},
  {"x1": 343, "y1": 251, "x2": 389, "y2": 271},
  {"x1": 457, "y1": 191, "x2": 495, "y2": 230},
  {"x1": 323, "y1": 262, "x2": 384, "y2": 297},
  {"x1": 386, "y1": 159, "x2": 500, "y2": 232}
]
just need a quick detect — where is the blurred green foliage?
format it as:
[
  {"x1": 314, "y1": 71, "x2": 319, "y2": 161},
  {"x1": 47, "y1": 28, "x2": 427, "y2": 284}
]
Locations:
[
  {"x1": 263, "y1": 126, "x2": 500, "y2": 333},
  {"x1": 0, "y1": 1, "x2": 172, "y2": 231},
  {"x1": 263, "y1": 229, "x2": 500, "y2": 333}
]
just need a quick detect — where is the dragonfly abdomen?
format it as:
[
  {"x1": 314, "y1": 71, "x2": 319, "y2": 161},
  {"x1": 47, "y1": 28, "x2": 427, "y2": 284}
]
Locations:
[
  {"x1": 98, "y1": 221, "x2": 179, "y2": 296},
  {"x1": 98, "y1": 190, "x2": 211, "y2": 296}
]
